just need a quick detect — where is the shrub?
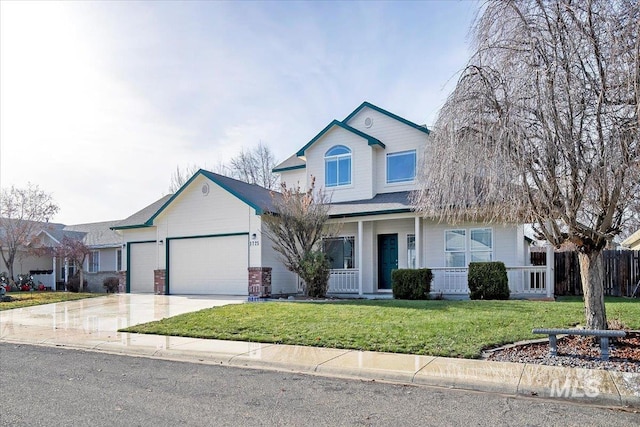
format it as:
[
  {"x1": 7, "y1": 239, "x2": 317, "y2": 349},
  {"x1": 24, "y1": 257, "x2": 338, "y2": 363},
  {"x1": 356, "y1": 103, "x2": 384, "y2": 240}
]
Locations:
[
  {"x1": 67, "y1": 276, "x2": 88, "y2": 293},
  {"x1": 468, "y1": 262, "x2": 510, "y2": 300},
  {"x1": 392, "y1": 269, "x2": 433, "y2": 300},
  {"x1": 103, "y1": 276, "x2": 120, "y2": 293},
  {"x1": 300, "y1": 251, "x2": 330, "y2": 298}
]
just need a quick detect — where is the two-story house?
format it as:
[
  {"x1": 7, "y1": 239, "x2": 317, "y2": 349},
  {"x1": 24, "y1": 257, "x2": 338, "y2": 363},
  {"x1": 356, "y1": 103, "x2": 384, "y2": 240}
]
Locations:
[{"x1": 114, "y1": 102, "x2": 550, "y2": 298}]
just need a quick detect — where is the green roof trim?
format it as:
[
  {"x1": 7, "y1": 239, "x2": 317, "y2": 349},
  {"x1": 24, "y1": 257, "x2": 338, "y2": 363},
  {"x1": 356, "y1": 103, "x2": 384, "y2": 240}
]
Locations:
[
  {"x1": 296, "y1": 120, "x2": 384, "y2": 157},
  {"x1": 111, "y1": 224, "x2": 153, "y2": 231},
  {"x1": 272, "y1": 164, "x2": 306, "y2": 173},
  {"x1": 329, "y1": 208, "x2": 413, "y2": 219},
  {"x1": 145, "y1": 170, "x2": 267, "y2": 225},
  {"x1": 343, "y1": 101, "x2": 430, "y2": 135}
]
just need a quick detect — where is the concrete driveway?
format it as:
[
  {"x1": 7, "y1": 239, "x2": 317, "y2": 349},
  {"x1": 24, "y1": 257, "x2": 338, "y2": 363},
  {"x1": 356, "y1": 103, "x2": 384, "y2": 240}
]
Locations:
[{"x1": 0, "y1": 294, "x2": 245, "y2": 350}]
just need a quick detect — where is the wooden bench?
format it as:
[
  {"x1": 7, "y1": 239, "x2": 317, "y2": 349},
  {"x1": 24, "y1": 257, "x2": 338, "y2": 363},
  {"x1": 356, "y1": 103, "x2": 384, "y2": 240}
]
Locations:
[{"x1": 532, "y1": 328, "x2": 626, "y2": 361}]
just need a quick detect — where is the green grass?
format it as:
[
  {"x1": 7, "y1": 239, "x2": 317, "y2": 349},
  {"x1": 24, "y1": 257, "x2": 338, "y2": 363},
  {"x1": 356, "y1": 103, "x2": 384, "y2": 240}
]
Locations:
[
  {"x1": 122, "y1": 297, "x2": 640, "y2": 359},
  {"x1": 0, "y1": 292, "x2": 102, "y2": 310}
]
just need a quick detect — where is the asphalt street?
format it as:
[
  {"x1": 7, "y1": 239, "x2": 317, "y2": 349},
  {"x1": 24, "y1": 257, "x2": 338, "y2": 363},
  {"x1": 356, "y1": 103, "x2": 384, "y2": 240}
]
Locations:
[{"x1": 0, "y1": 343, "x2": 638, "y2": 426}]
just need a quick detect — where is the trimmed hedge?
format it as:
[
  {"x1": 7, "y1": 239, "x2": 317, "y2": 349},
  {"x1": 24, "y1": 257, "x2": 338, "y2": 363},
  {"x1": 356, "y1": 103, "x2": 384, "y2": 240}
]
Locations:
[
  {"x1": 468, "y1": 262, "x2": 510, "y2": 300},
  {"x1": 392, "y1": 268, "x2": 433, "y2": 300},
  {"x1": 103, "y1": 276, "x2": 120, "y2": 293}
]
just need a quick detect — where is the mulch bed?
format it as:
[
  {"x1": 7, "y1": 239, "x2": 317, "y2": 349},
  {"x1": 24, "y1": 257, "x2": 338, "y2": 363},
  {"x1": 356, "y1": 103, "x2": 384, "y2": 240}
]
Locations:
[{"x1": 486, "y1": 331, "x2": 640, "y2": 373}]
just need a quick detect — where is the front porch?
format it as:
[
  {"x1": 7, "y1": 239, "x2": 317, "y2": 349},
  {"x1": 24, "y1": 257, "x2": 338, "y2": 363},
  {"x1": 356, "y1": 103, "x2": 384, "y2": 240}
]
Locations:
[{"x1": 315, "y1": 262, "x2": 554, "y2": 299}]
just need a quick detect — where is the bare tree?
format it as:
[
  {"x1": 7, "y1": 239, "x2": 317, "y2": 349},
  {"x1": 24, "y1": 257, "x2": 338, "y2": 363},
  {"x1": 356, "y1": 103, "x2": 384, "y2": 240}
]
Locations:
[
  {"x1": 168, "y1": 164, "x2": 202, "y2": 193},
  {"x1": 412, "y1": 0, "x2": 639, "y2": 329},
  {"x1": 228, "y1": 142, "x2": 279, "y2": 190},
  {"x1": 0, "y1": 184, "x2": 59, "y2": 280},
  {"x1": 168, "y1": 143, "x2": 278, "y2": 192},
  {"x1": 261, "y1": 177, "x2": 337, "y2": 297}
]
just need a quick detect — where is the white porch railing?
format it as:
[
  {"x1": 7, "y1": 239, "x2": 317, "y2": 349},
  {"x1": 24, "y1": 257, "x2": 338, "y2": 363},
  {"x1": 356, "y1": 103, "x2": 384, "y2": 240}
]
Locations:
[
  {"x1": 328, "y1": 269, "x2": 359, "y2": 293},
  {"x1": 297, "y1": 269, "x2": 360, "y2": 294},
  {"x1": 430, "y1": 265, "x2": 551, "y2": 296}
]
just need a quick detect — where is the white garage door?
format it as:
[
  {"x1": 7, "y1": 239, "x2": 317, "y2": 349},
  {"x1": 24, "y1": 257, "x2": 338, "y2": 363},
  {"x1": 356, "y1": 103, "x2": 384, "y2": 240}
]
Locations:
[
  {"x1": 169, "y1": 235, "x2": 248, "y2": 295},
  {"x1": 129, "y1": 242, "x2": 156, "y2": 293}
]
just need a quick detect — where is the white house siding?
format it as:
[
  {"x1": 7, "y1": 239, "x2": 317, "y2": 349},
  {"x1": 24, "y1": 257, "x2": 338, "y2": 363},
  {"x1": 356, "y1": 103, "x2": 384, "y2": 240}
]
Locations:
[
  {"x1": 260, "y1": 233, "x2": 297, "y2": 295},
  {"x1": 169, "y1": 235, "x2": 248, "y2": 295},
  {"x1": 129, "y1": 242, "x2": 156, "y2": 293},
  {"x1": 304, "y1": 127, "x2": 376, "y2": 202},
  {"x1": 100, "y1": 248, "x2": 118, "y2": 272},
  {"x1": 154, "y1": 175, "x2": 253, "y2": 248},
  {"x1": 344, "y1": 107, "x2": 428, "y2": 195},
  {"x1": 11, "y1": 252, "x2": 52, "y2": 275},
  {"x1": 278, "y1": 168, "x2": 307, "y2": 190},
  {"x1": 423, "y1": 221, "x2": 524, "y2": 267}
]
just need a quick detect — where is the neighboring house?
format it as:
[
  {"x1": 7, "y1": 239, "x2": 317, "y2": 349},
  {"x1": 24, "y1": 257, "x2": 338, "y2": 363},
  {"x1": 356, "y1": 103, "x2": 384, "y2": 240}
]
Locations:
[
  {"x1": 0, "y1": 219, "x2": 124, "y2": 292},
  {"x1": 116, "y1": 101, "x2": 549, "y2": 298},
  {"x1": 621, "y1": 229, "x2": 640, "y2": 250},
  {"x1": 63, "y1": 221, "x2": 124, "y2": 292}
]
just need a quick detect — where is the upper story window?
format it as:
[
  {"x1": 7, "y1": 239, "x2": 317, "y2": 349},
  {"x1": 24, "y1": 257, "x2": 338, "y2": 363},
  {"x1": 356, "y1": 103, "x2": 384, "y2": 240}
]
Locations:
[
  {"x1": 325, "y1": 145, "x2": 351, "y2": 187},
  {"x1": 387, "y1": 150, "x2": 416, "y2": 183}
]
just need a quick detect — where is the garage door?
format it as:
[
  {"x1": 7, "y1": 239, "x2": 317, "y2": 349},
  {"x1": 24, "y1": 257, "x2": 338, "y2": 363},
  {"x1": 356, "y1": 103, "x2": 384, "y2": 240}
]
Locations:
[
  {"x1": 169, "y1": 235, "x2": 248, "y2": 295},
  {"x1": 129, "y1": 242, "x2": 156, "y2": 293}
]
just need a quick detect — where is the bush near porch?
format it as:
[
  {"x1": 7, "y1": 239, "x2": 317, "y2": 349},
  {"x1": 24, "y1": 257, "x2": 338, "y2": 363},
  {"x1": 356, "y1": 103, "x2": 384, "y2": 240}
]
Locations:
[
  {"x1": 122, "y1": 297, "x2": 640, "y2": 359},
  {"x1": 392, "y1": 268, "x2": 432, "y2": 300}
]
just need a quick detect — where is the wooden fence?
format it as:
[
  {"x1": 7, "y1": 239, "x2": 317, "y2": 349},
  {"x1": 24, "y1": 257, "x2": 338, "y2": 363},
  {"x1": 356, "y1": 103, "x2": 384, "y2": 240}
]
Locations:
[{"x1": 532, "y1": 250, "x2": 640, "y2": 296}]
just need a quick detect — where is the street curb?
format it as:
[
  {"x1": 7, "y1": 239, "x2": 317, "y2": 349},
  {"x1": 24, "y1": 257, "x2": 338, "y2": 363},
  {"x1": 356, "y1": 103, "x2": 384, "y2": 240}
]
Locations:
[{"x1": 3, "y1": 337, "x2": 638, "y2": 409}]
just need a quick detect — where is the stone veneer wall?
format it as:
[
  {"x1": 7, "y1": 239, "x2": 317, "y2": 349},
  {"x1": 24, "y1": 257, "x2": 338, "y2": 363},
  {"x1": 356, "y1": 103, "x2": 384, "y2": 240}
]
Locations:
[
  {"x1": 85, "y1": 271, "x2": 121, "y2": 293},
  {"x1": 154, "y1": 269, "x2": 166, "y2": 295},
  {"x1": 248, "y1": 267, "x2": 272, "y2": 298}
]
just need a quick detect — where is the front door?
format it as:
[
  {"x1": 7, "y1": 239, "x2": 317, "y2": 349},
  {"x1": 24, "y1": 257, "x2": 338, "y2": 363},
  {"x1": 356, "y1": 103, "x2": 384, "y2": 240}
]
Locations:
[{"x1": 378, "y1": 234, "x2": 398, "y2": 290}]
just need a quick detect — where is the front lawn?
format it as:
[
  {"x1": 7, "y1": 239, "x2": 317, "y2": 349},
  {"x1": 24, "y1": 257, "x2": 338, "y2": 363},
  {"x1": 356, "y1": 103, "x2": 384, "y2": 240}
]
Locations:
[
  {"x1": 0, "y1": 292, "x2": 102, "y2": 310},
  {"x1": 122, "y1": 297, "x2": 640, "y2": 359}
]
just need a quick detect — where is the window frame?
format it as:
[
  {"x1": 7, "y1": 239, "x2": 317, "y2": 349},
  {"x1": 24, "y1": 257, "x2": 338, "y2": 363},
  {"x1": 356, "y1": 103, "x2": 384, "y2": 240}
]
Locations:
[
  {"x1": 407, "y1": 234, "x2": 416, "y2": 269},
  {"x1": 325, "y1": 145, "x2": 352, "y2": 188},
  {"x1": 445, "y1": 229, "x2": 467, "y2": 268},
  {"x1": 470, "y1": 228, "x2": 493, "y2": 263},
  {"x1": 88, "y1": 250, "x2": 100, "y2": 273},
  {"x1": 322, "y1": 236, "x2": 356, "y2": 269},
  {"x1": 116, "y1": 248, "x2": 122, "y2": 271},
  {"x1": 386, "y1": 150, "x2": 417, "y2": 184}
]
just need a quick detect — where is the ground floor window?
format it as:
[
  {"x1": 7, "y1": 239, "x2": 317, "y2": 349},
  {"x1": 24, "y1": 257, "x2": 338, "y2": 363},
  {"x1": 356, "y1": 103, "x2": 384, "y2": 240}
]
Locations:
[
  {"x1": 116, "y1": 249, "x2": 122, "y2": 271},
  {"x1": 89, "y1": 250, "x2": 100, "y2": 273},
  {"x1": 407, "y1": 234, "x2": 416, "y2": 268},
  {"x1": 445, "y1": 228, "x2": 493, "y2": 267},
  {"x1": 323, "y1": 236, "x2": 355, "y2": 269}
]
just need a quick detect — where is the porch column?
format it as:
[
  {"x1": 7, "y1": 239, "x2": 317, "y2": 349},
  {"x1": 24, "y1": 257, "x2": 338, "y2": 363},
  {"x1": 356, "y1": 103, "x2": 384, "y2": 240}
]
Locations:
[
  {"x1": 545, "y1": 245, "x2": 554, "y2": 298},
  {"x1": 414, "y1": 216, "x2": 421, "y2": 268},
  {"x1": 52, "y1": 256, "x2": 57, "y2": 291},
  {"x1": 358, "y1": 220, "x2": 363, "y2": 296}
]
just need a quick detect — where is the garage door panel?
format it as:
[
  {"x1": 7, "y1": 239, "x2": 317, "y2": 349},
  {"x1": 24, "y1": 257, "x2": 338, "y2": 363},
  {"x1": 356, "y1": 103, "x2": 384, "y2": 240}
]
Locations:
[
  {"x1": 169, "y1": 235, "x2": 248, "y2": 295},
  {"x1": 129, "y1": 243, "x2": 156, "y2": 293}
]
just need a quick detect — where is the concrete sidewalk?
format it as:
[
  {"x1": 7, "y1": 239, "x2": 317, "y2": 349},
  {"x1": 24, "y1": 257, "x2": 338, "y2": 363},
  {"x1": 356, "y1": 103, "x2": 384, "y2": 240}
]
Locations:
[{"x1": 1, "y1": 294, "x2": 638, "y2": 409}]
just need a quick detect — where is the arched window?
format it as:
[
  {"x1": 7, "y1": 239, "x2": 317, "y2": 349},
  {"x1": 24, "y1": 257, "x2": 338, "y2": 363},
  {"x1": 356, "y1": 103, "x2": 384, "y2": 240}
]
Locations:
[{"x1": 325, "y1": 145, "x2": 351, "y2": 187}]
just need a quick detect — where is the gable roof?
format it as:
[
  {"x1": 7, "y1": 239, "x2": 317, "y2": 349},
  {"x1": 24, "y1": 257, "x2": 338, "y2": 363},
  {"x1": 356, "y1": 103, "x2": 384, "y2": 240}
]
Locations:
[
  {"x1": 295, "y1": 120, "x2": 384, "y2": 157},
  {"x1": 112, "y1": 170, "x2": 281, "y2": 230},
  {"x1": 343, "y1": 101, "x2": 430, "y2": 135},
  {"x1": 111, "y1": 195, "x2": 173, "y2": 230},
  {"x1": 274, "y1": 102, "x2": 429, "y2": 172},
  {"x1": 64, "y1": 221, "x2": 123, "y2": 247},
  {"x1": 272, "y1": 153, "x2": 306, "y2": 173}
]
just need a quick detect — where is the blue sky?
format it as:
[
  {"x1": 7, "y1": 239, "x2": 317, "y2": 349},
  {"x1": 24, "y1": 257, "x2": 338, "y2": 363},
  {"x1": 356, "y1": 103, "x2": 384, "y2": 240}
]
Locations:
[{"x1": 0, "y1": 0, "x2": 479, "y2": 224}]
